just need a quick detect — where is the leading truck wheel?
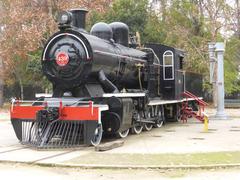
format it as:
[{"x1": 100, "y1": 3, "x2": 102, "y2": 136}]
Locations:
[
  {"x1": 117, "y1": 129, "x2": 130, "y2": 138},
  {"x1": 91, "y1": 124, "x2": 103, "y2": 146}
]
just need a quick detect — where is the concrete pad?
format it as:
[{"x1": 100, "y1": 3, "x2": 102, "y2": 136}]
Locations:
[
  {"x1": 0, "y1": 108, "x2": 240, "y2": 168},
  {"x1": 102, "y1": 119, "x2": 240, "y2": 154},
  {"x1": 36, "y1": 151, "x2": 91, "y2": 164},
  {"x1": 0, "y1": 112, "x2": 94, "y2": 164},
  {"x1": 0, "y1": 112, "x2": 10, "y2": 120},
  {"x1": 206, "y1": 108, "x2": 240, "y2": 118}
]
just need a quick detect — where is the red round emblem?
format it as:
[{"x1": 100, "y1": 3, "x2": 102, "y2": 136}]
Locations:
[{"x1": 56, "y1": 52, "x2": 69, "y2": 66}]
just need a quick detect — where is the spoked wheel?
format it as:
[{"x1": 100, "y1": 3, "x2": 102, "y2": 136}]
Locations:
[
  {"x1": 91, "y1": 124, "x2": 103, "y2": 146},
  {"x1": 143, "y1": 109, "x2": 153, "y2": 131},
  {"x1": 154, "y1": 120, "x2": 163, "y2": 128},
  {"x1": 131, "y1": 124, "x2": 143, "y2": 134},
  {"x1": 131, "y1": 113, "x2": 143, "y2": 134},
  {"x1": 117, "y1": 129, "x2": 130, "y2": 138},
  {"x1": 177, "y1": 114, "x2": 183, "y2": 122},
  {"x1": 143, "y1": 123, "x2": 153, "y2": 131},
  {"x1": 154, "y1": 106, "x2": 164, "y2": 128}
]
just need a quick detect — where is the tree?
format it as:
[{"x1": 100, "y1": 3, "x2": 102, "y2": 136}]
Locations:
[
  {"x1": 150, "y1": 0, "x2": 240, "y2": 101},
  {"x1": 0, "y1": 57, "x2": 3, "y2": 106},
  {"x1": 0, "y1": 0, "x2": 112, "y2": 100},
  {"x1": 94, "y1": 0, "x2": 149, "y2": 34},
  {"x1": 1, "y1": 0, "x2": 240, "y2": 102}
]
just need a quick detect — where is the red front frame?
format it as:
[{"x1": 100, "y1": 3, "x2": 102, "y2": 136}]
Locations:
[{"x1": 11, "y1": 105, "x2": 99, "y2": 121}]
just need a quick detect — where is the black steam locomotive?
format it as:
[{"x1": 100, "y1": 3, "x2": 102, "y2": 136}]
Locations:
[{"x1": 10, "y1": 9, "x2": 203, "y2": 148}]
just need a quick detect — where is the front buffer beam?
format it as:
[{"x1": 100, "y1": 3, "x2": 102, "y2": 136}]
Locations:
[{"x1": 10, "y1": 100, "x2": 108, "y2": 148}]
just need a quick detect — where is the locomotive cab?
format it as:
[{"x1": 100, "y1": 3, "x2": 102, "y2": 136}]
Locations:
[
  {"x1": 145, "y1": 43, "x2": 185, "y2": 99},
  {"x1": 145, "y1": 43, "x2": 202, "y2": 99}
]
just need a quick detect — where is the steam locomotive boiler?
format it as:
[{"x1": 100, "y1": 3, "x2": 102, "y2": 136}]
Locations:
[
  {"x1": 43, "y1": 14, "x2": 148, "y2": 97},
  {"x1": 10, "y1": 9, "x2": 204, "y2": 148}
]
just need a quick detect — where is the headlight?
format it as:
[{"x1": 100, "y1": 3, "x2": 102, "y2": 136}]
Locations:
[{"x1": 58, "y1": 11, "x2": 72, "y2": 25}]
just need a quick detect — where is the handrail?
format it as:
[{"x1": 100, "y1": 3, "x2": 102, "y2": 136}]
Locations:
[
  {"x1": 185, "y1": 91, "x2": 207, "y2": 105},
  {"x1": 181, "y1": 91, "x2": 208, "y2": 106}
]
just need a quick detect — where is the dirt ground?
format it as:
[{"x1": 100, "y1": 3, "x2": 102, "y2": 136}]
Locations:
[{"x1": 0, "y1": 163, "x2": 240, "y2": 180}]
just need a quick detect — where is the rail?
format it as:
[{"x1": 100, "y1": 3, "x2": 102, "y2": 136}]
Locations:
[
  {"x1": 179, "y1": 91, "x2": 208, "y2": 123},
  {"x1": 181, "y1": 91, "x2": 208, "y2": 106}
]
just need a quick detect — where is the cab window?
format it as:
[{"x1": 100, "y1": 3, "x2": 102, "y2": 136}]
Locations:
[{"x1": 163, "y1": 51, "x2": 174, "y2": 80}]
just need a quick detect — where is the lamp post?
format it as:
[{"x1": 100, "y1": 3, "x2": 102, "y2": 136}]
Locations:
[
  {"x1": 214, "y1": 42, "x2": 227, "y2": 119},
  {"x1": 208, "y1": 42, "x2": 228, "y2": 120}
]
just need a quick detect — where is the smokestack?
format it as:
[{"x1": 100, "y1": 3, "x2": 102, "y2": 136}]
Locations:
[{"x1": 70, "y1": 9, "x2": 88, "y2": 29}]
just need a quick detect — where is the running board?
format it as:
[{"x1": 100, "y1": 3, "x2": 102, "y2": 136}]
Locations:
[
  {"x1": 103, "y1": 93, "x2": 146, "y2": 98},
  {"x1": 148, "y1": 97, "x2": 203, "y2": 106}
]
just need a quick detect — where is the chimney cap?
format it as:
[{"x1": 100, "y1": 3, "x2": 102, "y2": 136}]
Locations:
[{"x1": 69, "y1": 8, "x2": 88, "y2": 13}]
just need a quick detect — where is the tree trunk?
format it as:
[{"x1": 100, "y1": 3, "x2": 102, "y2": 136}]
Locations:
[
  {"x1": 0, "y1": 57, "x2": 4, "y2": 107},
  {"x1": 19, "y1": 78, "x2": 24, "y2": 100},
  {"x1": 161, "y1": 0, "x2": 166, "y2": 20},
  {"x1": 14, "y1": 68, "x2": 24, "y2": 100}
]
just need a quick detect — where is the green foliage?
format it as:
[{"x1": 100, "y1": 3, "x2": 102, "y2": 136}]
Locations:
[
  {"x1": 105, "y1": 0, "x2": 148, "y2": 33},
  {"x1": 224, "y1": 38, "x2": 240, "y2": 94},
  {"x1": 43, "y1": 0, "x2": 240, "y2": 95},
  {"x1": 27, "y1": 50, "x2": 42, "y2": 74},
  {"x1": 142, "y1": 13, "x2": 166, "y2": 43},
  {"x1": 6, "y1": 50, "x2": 51, "y2": 92},
  {"x1": 26, "y1": 50, "x2": 52, "y2": 91},
  {"x1": 88, "y1": 0, "x2": 149, "y2": 34},
  {"x1": 87, "y1": 10, "x2": 104, "y2": 30}
]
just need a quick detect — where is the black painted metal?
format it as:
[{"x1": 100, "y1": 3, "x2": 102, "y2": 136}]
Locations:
[
  {"x1": 90, "y1": 22, "x2": 113, "y2": 41},
  {"x1": 109, "y1": 22, "x2": 129, "y2": 47},
  {"x1": 70, "y1": 9, "x2": 88, "y2": 29},
  {"x1": 185, "y1": 72, "x2": 203, "y2": 97},
  {"x1": 98, "y1": 70, "x2": 119, "y2": 93},
  {"x1": 146, "y1": 51, "x2": 156, "y2": 98},
  {"x1": 42, "y1": 29, "x2": 147, "y2": 96},
  {"x1": 145, "y1": 43, "x2": 202, "y2": 99}
]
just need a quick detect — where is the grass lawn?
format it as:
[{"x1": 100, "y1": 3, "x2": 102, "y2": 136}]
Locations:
[{"x1": 65, "y1": 151, "x2": 240, "y2": 166}]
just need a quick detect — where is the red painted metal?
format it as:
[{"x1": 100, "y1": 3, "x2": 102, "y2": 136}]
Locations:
[
  {"x1": 59, "y1": 106, "x2": 99, "y2": 121},
  {"x1": 179, "y1": 91, "x2": 208, "y2": 123},
  {"x1": 10, "y1": 102, "x2": 99, "y2": 121},
  {"x1": 56, "y1": 52, "x2": 69, "y2": 66},
  {"x1": 11, "y1": 106, "x2": 43, "y2": 119}
]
